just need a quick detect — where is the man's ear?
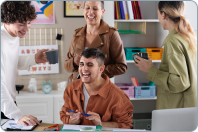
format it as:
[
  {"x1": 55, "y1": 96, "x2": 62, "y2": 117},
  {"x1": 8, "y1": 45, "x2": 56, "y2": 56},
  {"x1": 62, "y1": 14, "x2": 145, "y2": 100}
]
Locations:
[{"x1": 99, "y1": 65, "x2": 105, "y2": 73}]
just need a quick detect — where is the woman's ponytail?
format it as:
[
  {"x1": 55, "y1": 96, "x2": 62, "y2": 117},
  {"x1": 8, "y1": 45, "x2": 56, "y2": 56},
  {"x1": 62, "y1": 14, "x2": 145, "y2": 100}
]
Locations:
[{"x1": 175, "y1": 16, "x2": 197, "y2": 55}]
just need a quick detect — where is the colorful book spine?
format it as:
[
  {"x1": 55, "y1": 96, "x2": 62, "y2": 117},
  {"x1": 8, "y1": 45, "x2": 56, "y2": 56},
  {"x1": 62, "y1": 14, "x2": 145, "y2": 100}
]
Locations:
[
  {"x1": 114, "y1": 1, "x2": 117, "y2": 19},
  {"x1": 117, "y1": 1, "x2": 121, "y2": 19},
  {"x1": 123, "y1": 1, "x2": 129, "y2": 20},
  {"x1": 126, "y1": 1, "x2": 134, "y2": 19},
  {"x1": 134, "y1": 1, "x2": 140, "y2": 19},
  {"x1": 137, "y1": 1, "x2": 143, "y2": 19},
  {"x1": 131, "y1": 1, "x2": 137, "y2": 19},
  {"x1": 119, "y1": 1, "x2": 125, "y2": 19}
]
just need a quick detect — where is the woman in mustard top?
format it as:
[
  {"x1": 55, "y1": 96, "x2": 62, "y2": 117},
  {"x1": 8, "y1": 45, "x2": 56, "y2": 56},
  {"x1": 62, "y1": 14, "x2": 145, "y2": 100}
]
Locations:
[{"x1": 134, "y1": 1, "x2": 197, "y2": 109}]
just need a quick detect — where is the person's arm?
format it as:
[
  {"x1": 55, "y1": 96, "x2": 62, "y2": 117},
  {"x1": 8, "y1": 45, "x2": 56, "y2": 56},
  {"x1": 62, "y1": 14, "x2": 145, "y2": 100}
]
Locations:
[
  {"x1": 64, "y1": 32, "x2": 79, "y2": 72},
  {"x1": 86, "y1": 111, "x2": 119, "y2": 128},
  {"x1": 1, "y1": 51, "x2": 24, "y2": 122},
  {"x1": 146, "y1": 40, "x2": 190, "y2": 93},
  {"x1": 60, "y1": 84, "x2": 81, "y2": 124},
  {"x1": 18, "y1": 49, "x2": 48, "y2": 70},
  {"x1": 103, "y1": 31, "x2": 127, "y2": 78},
  {"x1": 111, "y1": 95, "x2": 133, "y2": 129},
  {"x1": 86, "y1": 95, "x2": 133, "y2": 129}
]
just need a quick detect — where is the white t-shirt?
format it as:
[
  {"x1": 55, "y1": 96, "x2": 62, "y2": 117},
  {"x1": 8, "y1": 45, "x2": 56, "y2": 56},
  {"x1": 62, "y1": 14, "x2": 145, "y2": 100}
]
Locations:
[
  {"x1": 83, "y1": 84, "x2": 90, "y2": 112},
  {"x1": 1, "y1": 24, "x2": 36, "y2": 122}
]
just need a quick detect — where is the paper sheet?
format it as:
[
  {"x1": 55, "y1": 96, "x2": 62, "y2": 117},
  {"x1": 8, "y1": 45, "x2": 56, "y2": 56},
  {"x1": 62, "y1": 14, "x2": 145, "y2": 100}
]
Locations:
[
  {"x1": 63, "y1": 124, "x2": 96, "y2": 130},
  {"x1": 113, "y1": 129, "x2": 146, "y2": 131},
  {"x1": 1, "y1": 120, "x2": 34, "y2": 130}
]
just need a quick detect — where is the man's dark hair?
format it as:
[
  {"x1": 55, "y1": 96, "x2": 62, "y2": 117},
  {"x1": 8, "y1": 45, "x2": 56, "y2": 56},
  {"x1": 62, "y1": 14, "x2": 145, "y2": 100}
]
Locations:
[
  {"x1": 1, "y1": 1, "x2": 37, "y2": 23},
  {"x1": 84, "y1": 1, "x2": 104, "y2": 9},
  {"x1": 81, "y1": 48, "x2": 105, "y2": 66}
]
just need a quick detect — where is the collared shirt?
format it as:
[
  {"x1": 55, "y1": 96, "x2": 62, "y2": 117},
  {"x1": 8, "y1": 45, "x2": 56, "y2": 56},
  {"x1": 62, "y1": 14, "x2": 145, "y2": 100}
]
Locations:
[{"x1": 60, "y1": 74, "x2": 134, "y2": 129}]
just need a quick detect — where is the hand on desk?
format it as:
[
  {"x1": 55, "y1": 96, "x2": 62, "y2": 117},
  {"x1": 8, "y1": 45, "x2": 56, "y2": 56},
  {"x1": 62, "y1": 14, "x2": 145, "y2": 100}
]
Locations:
[
  {"x1": 86, "y1": 111, "x2": 102, "y2": 126},
  {"x1": 66, "y1": 109, "x2": 81, "y2": 125},
  {"x1": 17, "y1": 115, "x2": 40, "y2": 126}
]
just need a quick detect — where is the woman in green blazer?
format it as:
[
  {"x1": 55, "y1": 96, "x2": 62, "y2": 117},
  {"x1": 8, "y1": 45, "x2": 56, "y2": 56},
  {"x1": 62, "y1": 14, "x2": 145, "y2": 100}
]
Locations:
[{"x1": 134, "y1": 1, "x2": 197, "y2": 109}]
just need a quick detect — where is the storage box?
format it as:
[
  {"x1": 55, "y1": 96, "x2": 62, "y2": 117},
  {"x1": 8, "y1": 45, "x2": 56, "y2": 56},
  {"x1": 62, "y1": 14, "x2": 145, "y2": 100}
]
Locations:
[
  {"x1": 124, "y1": 47, "x2": 146, "y2": 60},
  {"x1": 115, "y1": 83, "x2": 134, "y2": 98},
  {"x1": 135, "y1": 86, "x2": 156, "y2": 98},
  {"x1": 146, "y1": 48, "x2": 163, "y2": 60},
  {"x1": 133, "y1": 119, "x2": 152, "y2": 130}
]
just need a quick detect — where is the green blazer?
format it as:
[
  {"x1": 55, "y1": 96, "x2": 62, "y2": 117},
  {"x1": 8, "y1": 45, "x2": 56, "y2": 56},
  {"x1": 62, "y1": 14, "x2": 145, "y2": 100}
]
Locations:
[{"x1": 146, "y1": 29, "x2": 197, "y2": 109}]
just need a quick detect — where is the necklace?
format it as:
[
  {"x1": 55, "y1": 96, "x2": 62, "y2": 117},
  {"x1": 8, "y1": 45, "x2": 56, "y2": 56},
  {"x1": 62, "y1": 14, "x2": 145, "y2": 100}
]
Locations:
[{"x1": 88, "y1": 31, "x2": 92, "y2": 35}]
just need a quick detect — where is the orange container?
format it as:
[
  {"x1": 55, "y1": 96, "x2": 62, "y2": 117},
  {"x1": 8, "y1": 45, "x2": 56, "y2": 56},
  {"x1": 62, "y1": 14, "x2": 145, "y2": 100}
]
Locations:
[{"x1": 146, "y1": 48, "x2": 163, "y2": 60}]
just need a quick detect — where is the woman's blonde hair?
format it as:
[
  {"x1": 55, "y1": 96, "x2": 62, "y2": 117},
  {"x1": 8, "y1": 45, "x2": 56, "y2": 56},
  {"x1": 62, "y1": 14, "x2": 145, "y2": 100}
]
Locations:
[{"x1": 158, "y1": 1, "x2": 197, "y2": 55}]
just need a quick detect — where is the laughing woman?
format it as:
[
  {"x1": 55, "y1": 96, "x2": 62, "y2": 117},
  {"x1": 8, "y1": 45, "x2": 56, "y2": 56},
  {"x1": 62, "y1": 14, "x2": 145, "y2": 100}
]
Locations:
[
  {"x1": 134, "y1": 1, "x2": 197, "y2": 109},
  {"x1": 64, "y1": 1, "x2": 127, "y2": 84}
]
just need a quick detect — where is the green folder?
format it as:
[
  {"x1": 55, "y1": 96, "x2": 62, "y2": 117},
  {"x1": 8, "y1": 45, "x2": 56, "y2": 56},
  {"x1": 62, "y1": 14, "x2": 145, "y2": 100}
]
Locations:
[
  {"x1": 118, "y1": 30, "x2": 144, "y2": 34},
  {"x1": 60, "y1": 125, "x2": 102, "y2": 131}
]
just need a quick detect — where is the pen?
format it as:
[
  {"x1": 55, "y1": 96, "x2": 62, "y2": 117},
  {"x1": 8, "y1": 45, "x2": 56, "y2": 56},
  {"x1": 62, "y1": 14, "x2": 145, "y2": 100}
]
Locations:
[{"x1": 67, "y1": 110, "x2": 91, "y2": 116}]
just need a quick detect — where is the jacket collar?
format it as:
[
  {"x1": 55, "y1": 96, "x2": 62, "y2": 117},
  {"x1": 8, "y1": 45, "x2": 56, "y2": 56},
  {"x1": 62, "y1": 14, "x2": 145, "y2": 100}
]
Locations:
[
  {"x1": 73, "y1": 74, "x2": 112, "y2": 99},
  {"x1": 162, "y1": 28, "x2": 177, "y2": 47},
  {"x1": 75, "y1": 19, "x2": 110, "y2": 49}
]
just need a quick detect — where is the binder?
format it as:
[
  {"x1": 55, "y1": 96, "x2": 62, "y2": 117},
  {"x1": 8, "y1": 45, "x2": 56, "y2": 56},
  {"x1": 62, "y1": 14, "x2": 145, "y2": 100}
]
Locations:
[
  {"x1": 1, "y1": 119, "x2": 42, "y2": 131},
  {"x1": 126, "y1": 1, "x2": 134, "y2": 19},
  {"x1": 123, "y1": 1, "x2": 129, "y2": 19}
]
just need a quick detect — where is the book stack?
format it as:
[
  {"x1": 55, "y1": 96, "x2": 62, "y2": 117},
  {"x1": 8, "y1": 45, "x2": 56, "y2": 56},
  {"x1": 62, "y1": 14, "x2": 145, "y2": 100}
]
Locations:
[{"x1": 115, "y1": 1, "x2": 143, "y2": 20}]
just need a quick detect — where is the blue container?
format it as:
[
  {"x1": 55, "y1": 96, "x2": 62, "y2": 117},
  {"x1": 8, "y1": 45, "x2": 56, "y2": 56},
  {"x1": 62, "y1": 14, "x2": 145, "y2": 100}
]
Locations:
[
  {"x1": 124, "y1": 47, "x2": 146, "y2": 60},
  {"x1": 135, "y1": 86, "x2": 156, "y2": 98}
]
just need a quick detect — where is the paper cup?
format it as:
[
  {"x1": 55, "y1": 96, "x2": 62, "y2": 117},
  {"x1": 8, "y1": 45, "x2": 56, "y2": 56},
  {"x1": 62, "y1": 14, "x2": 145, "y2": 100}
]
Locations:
[{"x1": 46, "y1": 50, "x2": 58, "y2": 64}]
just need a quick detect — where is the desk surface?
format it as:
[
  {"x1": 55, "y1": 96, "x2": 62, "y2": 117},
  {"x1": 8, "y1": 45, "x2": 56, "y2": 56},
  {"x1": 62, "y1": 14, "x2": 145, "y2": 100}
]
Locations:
[{"x1": 1, "y1": 120, "x2": 145, "y2": 131}]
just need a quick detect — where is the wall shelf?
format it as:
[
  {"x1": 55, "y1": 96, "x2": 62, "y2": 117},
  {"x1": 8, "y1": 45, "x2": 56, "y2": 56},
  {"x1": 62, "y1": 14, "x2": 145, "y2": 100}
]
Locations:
[
  {"x1": 115, "y1": 19, "x2": 159, "y2": 22},
  {"x1": 127, "y1": 60, "x2": 161, "y2": 63},
  {"x1": 130, "y1": 97, "x2": 157, "y2": 100}
]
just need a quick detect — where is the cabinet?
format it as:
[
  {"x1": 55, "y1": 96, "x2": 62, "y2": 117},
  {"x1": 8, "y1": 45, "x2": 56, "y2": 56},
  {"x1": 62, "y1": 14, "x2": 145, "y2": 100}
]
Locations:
[
  {"x1": 103, "y1": 1, "x2": 197, "y2": 113},
  {"x1": 16, "y1": 91, "x2": 64, "y2": 124}
]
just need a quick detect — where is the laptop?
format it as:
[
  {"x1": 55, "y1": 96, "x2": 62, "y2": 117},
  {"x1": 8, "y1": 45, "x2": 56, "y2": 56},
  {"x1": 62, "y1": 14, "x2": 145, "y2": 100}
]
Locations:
[{"x1": 151, "y1": 107, "x2": 197, "y2": 131}]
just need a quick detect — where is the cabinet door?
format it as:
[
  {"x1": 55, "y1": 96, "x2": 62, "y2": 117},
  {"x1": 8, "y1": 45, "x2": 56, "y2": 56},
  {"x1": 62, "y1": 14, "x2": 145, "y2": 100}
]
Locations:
[
  {"x1": 16, "y1": 96, "x2": 53, "y2": 123},
  {"x1": 53, "y1": 96, "x2": 64, "y2": 124}
]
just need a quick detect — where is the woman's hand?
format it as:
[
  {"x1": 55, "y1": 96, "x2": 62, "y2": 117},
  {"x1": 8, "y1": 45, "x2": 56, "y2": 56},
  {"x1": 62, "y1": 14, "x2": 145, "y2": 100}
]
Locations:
[
  {"x1": 74, "y1": 55, "x2": 81, "y2": 66},
  {"x1": 134, "y1": 55, "x2": 153, "y2": 73}
]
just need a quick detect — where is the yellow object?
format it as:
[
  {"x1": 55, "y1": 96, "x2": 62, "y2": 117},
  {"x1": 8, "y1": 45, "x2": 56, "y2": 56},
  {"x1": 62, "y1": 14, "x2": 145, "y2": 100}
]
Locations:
[{"x1": 44, "y1": 3, "x2": 53, "y2": 17}]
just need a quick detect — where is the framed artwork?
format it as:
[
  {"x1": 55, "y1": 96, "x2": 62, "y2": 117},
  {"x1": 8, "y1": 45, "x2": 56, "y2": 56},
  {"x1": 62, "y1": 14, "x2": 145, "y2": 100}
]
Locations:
[
  {"x1": 64, "y1": 1, "x2": 84, "y2": 17},
  {"x1": 31, "y1": 1, "x2": 55, "y2": 24}
]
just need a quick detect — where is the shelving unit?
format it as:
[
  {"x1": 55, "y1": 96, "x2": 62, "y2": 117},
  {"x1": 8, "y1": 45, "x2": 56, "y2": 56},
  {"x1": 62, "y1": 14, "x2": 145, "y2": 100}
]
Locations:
[
  {"x1": 103, "y1": 1, "x2": 168, "y2": 113},
  {"x1": 115, "y1": 19, "x2": 159, "y2": 22},
  {"x1": 130, "y1": 97, "x2": 157, "y2": 101},
  {"x1": 127, "y1": 60, "x2": 161, "y2": 63}
]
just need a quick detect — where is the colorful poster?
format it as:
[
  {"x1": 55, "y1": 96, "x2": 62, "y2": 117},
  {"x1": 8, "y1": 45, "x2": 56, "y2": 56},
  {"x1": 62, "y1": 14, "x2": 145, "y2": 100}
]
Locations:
[
  {"x1": 18, "y1": 45, "x2": 59, "y2": 75},
  {"x1": 31, "y1": 1, "x2": 55, "y2": 24}
]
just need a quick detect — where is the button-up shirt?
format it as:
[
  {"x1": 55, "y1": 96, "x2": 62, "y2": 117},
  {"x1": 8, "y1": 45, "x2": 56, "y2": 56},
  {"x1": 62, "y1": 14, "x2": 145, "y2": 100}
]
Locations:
[{"x1": 60, "y1": 74, "x2": 134, "y2": 129}]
